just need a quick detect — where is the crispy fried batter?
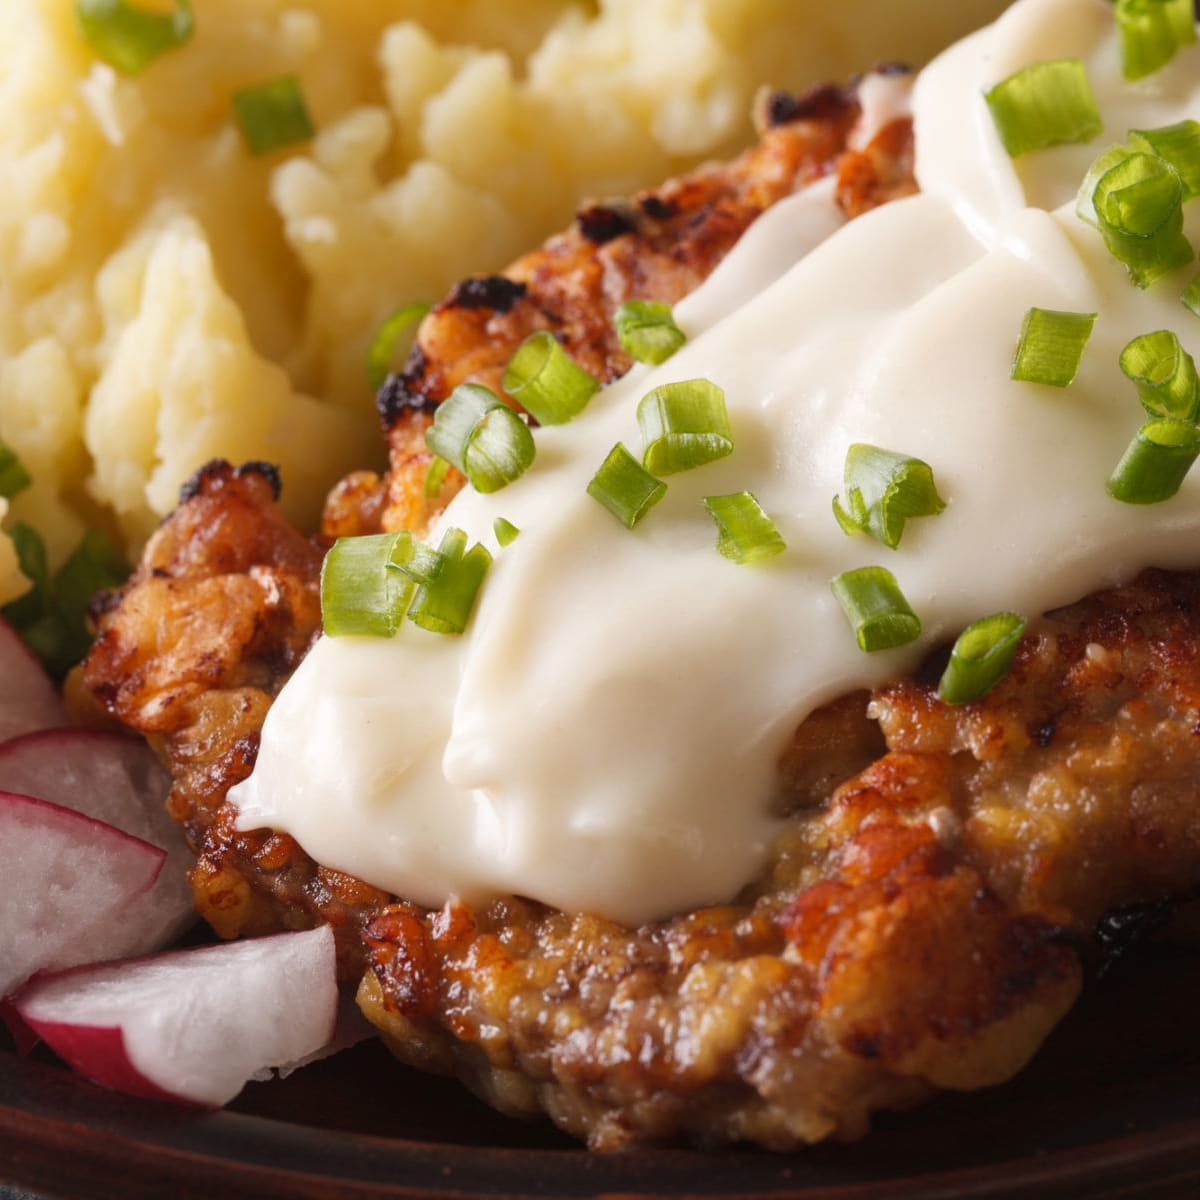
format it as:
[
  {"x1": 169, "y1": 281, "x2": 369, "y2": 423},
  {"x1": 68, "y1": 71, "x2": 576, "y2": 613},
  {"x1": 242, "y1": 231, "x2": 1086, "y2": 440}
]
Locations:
[
  {"x1": 74, "y1": 73, "x2": 1200, "y2": 1151},
  {"x1": 322, "y1": 75, "x2": 915, "y2": 540}
]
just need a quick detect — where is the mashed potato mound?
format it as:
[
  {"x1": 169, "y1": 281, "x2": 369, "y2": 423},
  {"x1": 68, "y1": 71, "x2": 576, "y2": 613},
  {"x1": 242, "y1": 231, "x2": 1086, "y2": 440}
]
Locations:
[{"x1": 0, "y1": 0, "x2": 1009, "y2": 601}]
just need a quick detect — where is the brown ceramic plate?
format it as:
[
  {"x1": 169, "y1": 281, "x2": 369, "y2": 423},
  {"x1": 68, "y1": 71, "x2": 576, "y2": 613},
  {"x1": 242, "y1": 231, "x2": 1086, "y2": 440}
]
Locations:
[{"x1": 1, "y1": 941, "x2": 1198, "y2": 1200}]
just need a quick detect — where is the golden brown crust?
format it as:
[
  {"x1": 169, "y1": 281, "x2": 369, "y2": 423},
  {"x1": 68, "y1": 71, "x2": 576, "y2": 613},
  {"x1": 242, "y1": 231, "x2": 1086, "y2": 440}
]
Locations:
[
  {"x1": 321, "y1": 76, "x2": 913, "y2": 541},
  {"x1": 74, "y1": 76, "x2": 1200, "y2": 1150}
]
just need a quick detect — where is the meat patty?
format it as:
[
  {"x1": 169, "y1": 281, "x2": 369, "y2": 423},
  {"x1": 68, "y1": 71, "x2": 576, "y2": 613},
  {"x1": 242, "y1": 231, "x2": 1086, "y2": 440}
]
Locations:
[
  {"x1": 321, "y1": 74, "x2": 916, "y2": 541},
  {"x1": 72, "y1": 72, "x2": 1200, "y2": 1149}
]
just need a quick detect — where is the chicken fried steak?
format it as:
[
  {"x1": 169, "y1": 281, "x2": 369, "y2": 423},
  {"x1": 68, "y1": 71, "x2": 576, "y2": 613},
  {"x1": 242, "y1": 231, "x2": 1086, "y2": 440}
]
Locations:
[{"x1": 72, "y1": 71, "x2": 1200, "y2": 1149}]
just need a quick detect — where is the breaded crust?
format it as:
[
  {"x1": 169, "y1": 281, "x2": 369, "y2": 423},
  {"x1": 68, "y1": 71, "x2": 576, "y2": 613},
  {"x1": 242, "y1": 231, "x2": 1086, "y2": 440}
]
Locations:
[
  {"x1": 74, "y1": 75, "x2": 1200, "y2": 1149},
  {"x1": 322, "y1": 75, "x2": 916, "y2": 540}
]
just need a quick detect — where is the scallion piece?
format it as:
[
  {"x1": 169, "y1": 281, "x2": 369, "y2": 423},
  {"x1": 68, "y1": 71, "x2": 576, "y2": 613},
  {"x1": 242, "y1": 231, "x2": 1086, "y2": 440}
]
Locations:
[
  {"x1": 1114, "y1": 0, "x2": 1195, "y2": 81},
  {"x1": 321, "y1": 533, "x2": 415, "y2": 638},
  {"x1": 0, "y1": 443, "x2": 31, "y2": 500},
  {"x1": 502, "y1": 331, "x2": 599, "y2": 425},
  {"x1": 1130, "y1": 121, "x2": 1200, "y2": 199},
  {"x1": 407, "y1": 528, "x2": 492, "y2": 635},
  {"x1": 233, "y1": 75, "x2": 315, "y2": 155},
  {"x1": 938, "y1": 612, "x2": 1027, "y2": 705},
  {"x1": 1183, "y1": 270, "x2": 1200, "y2": 317},
  {"x1": 75, "y1": 0, "x2": 194, "y2": 76},
  {"x1": 1076, "y1": 145, "x2": 1134, "y2": 227},
  {"x1": 587, "y1": 443, "x2": 667, "y2": 528},
  {"x1": 984, "y1": 59, "x2": 1102, "y2": 158},
  {"x1": 1119, "y1": 330, "x2": 1199, "y2": 420},
  {"x1": 1010, "y1": 308, "x2": 1097, "y2": 387},
  {"x1": 1107, "y1": 417, "x2": 1200, "y2": 503},
  {"x1": 1090, "y1": 151, "x2": 1193, "y2": 287},
  {"x1": 425, "y1": 383, "x2": 535, "y2": 494},
  {"x1": 830, "y1": 566, "x2": 921, "y2": 653},
  {"x1": 424, "y1": 456, "x2": 450, "y2": 499},
  {"x1": 493, "y1": 517, "x2": 520, "y2": 547},
  {"x1": 365, "y1": 303, "x2": 431, "y2": 392},
  {"x1": 832, "y1": 444, "x2": 946, "y2": 550},
  {"x1": 702, "y1": 492, "x2": 785, "y2": 564},
  {"x1": 614, "y1": 300, "x2": 688, "y2": 365},
  {"x1": 637, "y1": 379, "x2": 733, "y2": 475}
]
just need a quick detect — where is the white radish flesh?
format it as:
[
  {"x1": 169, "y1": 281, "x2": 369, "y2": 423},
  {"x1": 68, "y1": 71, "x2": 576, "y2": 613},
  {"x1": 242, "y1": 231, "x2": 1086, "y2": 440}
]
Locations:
[
  {"x1": 0, "y1": 618, "x2": 67, "y2": 743},
  {"x1": 0, "y1": 730, "x2": 194, "y2": 957},
  {"x1": 0, "y1": 791, "x2": 164, "y2": 996},
  {"x1": 14, "y1": 926, "x2": 338, "y2": 1106}
]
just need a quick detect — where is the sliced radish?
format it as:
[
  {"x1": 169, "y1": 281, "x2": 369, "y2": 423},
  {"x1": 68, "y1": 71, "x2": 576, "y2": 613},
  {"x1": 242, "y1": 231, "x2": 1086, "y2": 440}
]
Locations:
[
  {"x1": 0, "y1": 730, "x2": 194, "y2": 958},
  {"x1": 252, "y1": 991, "x2": 377, "y2": 1082},
  {"x1": 0, "y1": 790, "x2": 164, "y2": 996},
  {"x1": 0, "y1": 617, "x2": 68, "y2": 742},
  {"x1": 14, "y1": 926, "x2": 338, "y2": 1106}
]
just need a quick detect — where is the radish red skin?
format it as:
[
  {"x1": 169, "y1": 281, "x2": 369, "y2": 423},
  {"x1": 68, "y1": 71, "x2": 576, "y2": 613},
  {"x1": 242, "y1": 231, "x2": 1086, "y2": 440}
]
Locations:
[
  {"x1": 18, "y1": 1019, "x2": 188, "y2": 1104},
  {"x1": 14, "y1": 927, "x2": 339, "y2": 1106}
]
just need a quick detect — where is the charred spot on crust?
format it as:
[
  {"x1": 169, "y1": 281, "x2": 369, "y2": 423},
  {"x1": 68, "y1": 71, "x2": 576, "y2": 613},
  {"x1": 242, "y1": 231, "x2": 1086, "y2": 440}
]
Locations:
[
  {"x1": 178, "y1": 459, "x2": 235, "y2": 503},
  {"x1": 576, "y1": 203, "x2": 637, "y2": 244},
  {"x1": 178, "y1": 459, "x2": 281, "y2": 504},
  {"x1": 764, "y1": 83, "x2": 852, "y2": 128},
  {"x1": 639, "y1": 194, "x2": 678, "y2": 221},
  {"x1": 1035, "y1": 719, "x2": 1057, "y2": 748},
  {"x1": 376, "y1": 365, "x2": 437, "y2": 425},
  {"x1": 446, "y1": 275, "x2": 527, "y2": 313},
  {"x1": 237, "y1": 461, "x2": 282, "y2": 500}
]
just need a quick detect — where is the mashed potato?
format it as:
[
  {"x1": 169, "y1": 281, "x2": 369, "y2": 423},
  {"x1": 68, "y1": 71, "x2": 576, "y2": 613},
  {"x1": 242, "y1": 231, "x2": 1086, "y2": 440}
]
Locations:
[{"x1": 0, "y1": 0, "x2": 1010, "y2": 603}]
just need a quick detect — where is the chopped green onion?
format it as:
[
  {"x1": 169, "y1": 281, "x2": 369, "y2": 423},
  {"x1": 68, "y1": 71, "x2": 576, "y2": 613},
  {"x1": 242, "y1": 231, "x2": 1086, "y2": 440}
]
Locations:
[
  {"x1": 425, "y1": 383, "x2": 535, "y2": 494},
  {"x1": 387, "y1": 533, "x2": 443, "y2": 588},
  {"x1": 493, "y1": 517, "x2": 521, "y2": 547},
  {"x1": 1114, "y1": 0, "x2": 1195, "y2": 81},
  {"x1": 1183, "y1": 270, "x2": 1200, "y2": 316},
  {"x1": 637, "y1": 379, "x2": 733, "y2": 475},
  {"x1": 1107, "y1": 417, "x2": 1200, "y2": 503},
  {"x1": 365, "y1": 303, "x2": 431, "y2": 392},
  {"x1": 702, "y1": 492, "x2": 785, "y2": 564},
  {"x1": 938, "y1": 612, "x2": 1027, "y2": 705},
  {"x1": 0, "y1": 443, "x2": 31, "y2": 501},
  {"x1": 832, "y1": 444, "x2": 946, "y2": 550},
  {"x1": 830, "y1": 566, "x2": 921, "y2": 653},
  {"x1": 1076, "y1": 145, "x2": 1134, "y2": 227},
  {"x1": 984, "y1": 59, "x2": 1102, "y2": 158},
  {"x1": 586, "y1": 443, "x2": 667, "y2": 528},
  {"x1": 1119, "y1": 330, "x2": 1199, "y2": 420},
  {"x1": 407, "y1": 528, "x2": 492, "y2": 635},
  {"x1": 75, "y1": 0, "x2": 194, "y2": 76},
  {"x1": 614, "y1": 300, "x2": 688, "y2": 365},
  {"x1": 233, "y1": 75, "x2": 315, "y2": 155},
  {"x1": 424, "y1": 456, "x2": 450, "y2": 499},
  {"x1": 1090, "y1": 151, "x2": 1193, "y2": 287},
  {"x1": 502, "y1": 331, "x2": 599, "y2": 425},
  {"x1": 1130, "y1": 121, "x2": 1200, "y2": 199},
  {"x1": 320, "y1": 533, "x2": 414, "y2": 637},
  {"x1": 1010, "y1": 308, "x2": 1097, "y2": 388}
]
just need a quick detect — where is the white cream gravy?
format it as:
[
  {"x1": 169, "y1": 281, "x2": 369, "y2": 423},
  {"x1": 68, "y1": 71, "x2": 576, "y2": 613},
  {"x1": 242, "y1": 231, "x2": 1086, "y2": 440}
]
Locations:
[{"x1": 232, "y1": 0, "x2": 1200, "y2": 925}]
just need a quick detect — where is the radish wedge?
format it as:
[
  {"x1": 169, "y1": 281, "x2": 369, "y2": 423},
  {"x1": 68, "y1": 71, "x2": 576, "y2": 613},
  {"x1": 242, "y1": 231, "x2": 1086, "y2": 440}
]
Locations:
[
  {"x1": 0, "y1": 791, "x2": 164, "y2": 996},
  {"x1": 0, "y1": 617, "x2": 67, "y2": 743},
  {"x1": 0, "y1": 730, "x2": 194, "y2": 957},
  {"x1": 14, "y1": 926, "x2": 338, "y2": 1106}
]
